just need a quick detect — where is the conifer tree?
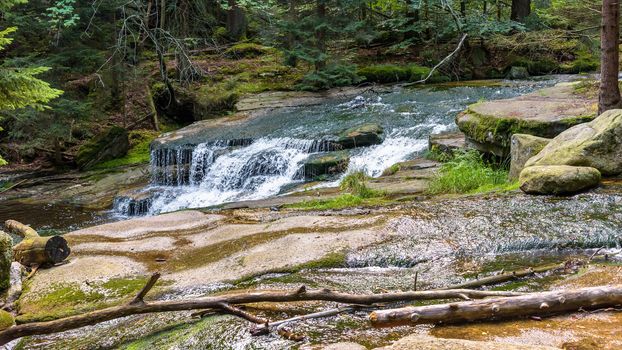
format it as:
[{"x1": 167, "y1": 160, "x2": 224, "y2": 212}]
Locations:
[{"x1": 0, "y1": 0, "x2": 62, "y2": 165}]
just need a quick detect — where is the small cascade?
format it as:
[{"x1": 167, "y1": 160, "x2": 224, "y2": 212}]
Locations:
[{"x1": 114, "y1": 137, "x2": 343, "y2": 216}]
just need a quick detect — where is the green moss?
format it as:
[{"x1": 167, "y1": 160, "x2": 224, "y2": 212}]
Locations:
[
  {"x1": 76, "y1": 126, "x2": 129, "y2": 169},
  {"x1": 292, "y1": 251, "x2": 347, "y2": 270},
  {"x1": 224, "y1": 42, "x2": 274, "y2": 59},
  {"x1": 511, "y1": 57, "x2": 560, "y2": 75},
  {"x1": 0, "y1": 310, "x2": 14, "y2": 330},
  {"x1": 286, "y1": 194, "x2": 389, "y2": 210},
  {"x1": 357, "y1": 64, "x2": 449, "y2": 84},
  {"x1": 560, "y1": 50, "x2": 599, "y2": 74},
  {"x1": 94, "y1": 130, "x2": 159, "y2": 169},
  {"x1": 17, "y1": 276, "x2": 153, "y2": 323}
]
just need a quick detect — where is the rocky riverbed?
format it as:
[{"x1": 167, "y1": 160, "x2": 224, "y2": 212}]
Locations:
[{"x1": 8, "y1": 179, "x2": 622, "y2": 349}]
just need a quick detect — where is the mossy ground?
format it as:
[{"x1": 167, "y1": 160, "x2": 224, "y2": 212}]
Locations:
[
  {"x1": 94, "y1": 130, "x2": 159, "y2": 169},
  {"x1": 16, "y1": 276, "x2": 164, "y2": 323}
]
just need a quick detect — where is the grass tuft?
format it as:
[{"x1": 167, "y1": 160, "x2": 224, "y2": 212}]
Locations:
[
  {"x1": 427, "y1": 150, "x2": 515, "y2": 194},
  {"x1": 339, "y1": 171, "x2": 383, "y2": 198}
]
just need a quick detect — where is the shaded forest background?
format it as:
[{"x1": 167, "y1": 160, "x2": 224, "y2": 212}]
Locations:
[{"x1": 0, "y1": 0, "x2": 604, "y2": 169}]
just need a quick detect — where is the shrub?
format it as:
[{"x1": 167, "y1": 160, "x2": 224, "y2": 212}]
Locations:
[{"x1": 340, "y1": 171, "x2": 382, "y2": 198}]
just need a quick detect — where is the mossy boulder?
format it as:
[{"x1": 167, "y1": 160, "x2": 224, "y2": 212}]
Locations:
[
  {"x1": 174, "y1": 86, "x2": 239, "y2": 121},
  {"x1": 76, "y1": 126, "x2": 130, "y2": 170},
  {"x1": 519, "y1": 165, "x2": 601, "y2": 195},
  {"x1": 0, "y1": 231, "x2": 12, "y2": 291},
  {"x1": 525, "y1": 109, "x2": 622, "y2": 176},
  {"x1": 302, "y1": 151, "x2": 350, "y2": 179},
  {"x1": 509, "y1": 134, "x2": 551, "y2": 180},
  {"x1": 506, "y1": 66, "x2": 530, "y2": 80},
  {"x1": 428, "y1": 131, "x2": 466, "y2": 155},
  {"x1": 456, "y1": 83, "x2": 596, "y2": 157},
  {"x1": 336, "y1": 123, "x2": 384, "y2": 149},
  {"x1": 357, "y1": 64, "x2": 449, "y2": 84},
  {"x1": 0, "y1": 310, "x2": 14, "y2": 331},
  {"x1": 224, "y1": 43, "x2": 273, "y2": 59}
]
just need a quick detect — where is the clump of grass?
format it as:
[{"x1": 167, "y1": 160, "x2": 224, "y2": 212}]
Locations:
[
  {"x1": 382, "y1": 163, "x2": 401, "y2": 176},
  {"x1": 427, "y1": 150, "x2": 515, "y2": 194},
  {"x1": 339, "y1": 171, "x2": 382, "y2": 198}
]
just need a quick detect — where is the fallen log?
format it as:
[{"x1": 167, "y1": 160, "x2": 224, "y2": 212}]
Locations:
[
  {"x1": 369, "y1": 285, "x2": 622, "y2": 327},
  {"x1": 0, "y1": 275, "x2": 520, "y2": 345},
  {"x1": 5, "y1": 220, "x2": 71, "y2": 267},
  {"x1": 443, "y1": 262, "x2": 570, "y2": 290}
]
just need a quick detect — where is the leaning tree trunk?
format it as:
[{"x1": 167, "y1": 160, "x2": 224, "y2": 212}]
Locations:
[
  {"x1": 599, "y1": 0, "x2": 622, "y2": 115},
  {"x1": 5, "y1": 220, "x2": 70, "y2": 267},
  {"x1": 370, "y1": 285, "x2": 622, "y2": 327},
  {"x1": 510, "y1": 0, "x2": 530, "y2": 21}
]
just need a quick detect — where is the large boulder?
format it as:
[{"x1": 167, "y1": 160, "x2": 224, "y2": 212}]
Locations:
[
  {"x1": 376, "y1": 335, "x2": 558, "y2": 350},
  {"x1": 0, "y1": 231, "x2": 11, "y2": 291},
  {"x1": 76, "y1": 126, "x2": 129, "y2": 170},
  {"x1": 336, "y1": 123, "x2": 384, "y2": 149},
  {"x1": 525, "y1": 109, "x2": 622, "y2": 176},
  {"x1": 506, "y1": 66, "x2": 530, "y2": 80},
  {"x1": 509, "y1": 134, "x2": 551, "y2": 180},
  {"x1": 300, "y1": 151, "x2": 349, "y2": 180},
  {"x1": 519, "y1": 165, "x2": 601, "y2": 195},
  {"x1": 456, "y1": 83, "x2": 596, "y2": 157}
]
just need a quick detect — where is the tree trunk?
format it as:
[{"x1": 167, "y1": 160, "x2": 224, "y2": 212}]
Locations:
[
  {"x1": 370, "y1": 285, "x2": 622, "y2": 327},
  {"x1": 510, "y1": 0, "x2": 530, "y2": 21},
  {"x1": 315, "y1": 0, "x2": 327, "y2": 71},
  {"x1": 599, "y1": 0, "x2": 622, "y2": 115},
  {"x1": 5, "y1": 220, "x2": 70, "y2": 267},
  {"x1": 460, "y1": 0, "x2": 466, "y2": 17},
  {"x1": 285, "y1": 0, "x2": 298, "y2": 67},
  {"x1": 226, "y1": 0, "x2": 247, "y2": 40}
]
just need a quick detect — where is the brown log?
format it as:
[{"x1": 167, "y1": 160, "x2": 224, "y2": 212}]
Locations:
[
  {"x1": 0, "y1": 282, "x2": 520, "y2": 345},
  {"x1": 369, "y1": 285, "x2": 622, "y2": 328},
  {"x1": 443, "y1": 262, "x2": 567, "y2": 290},
  {"x1": 5, "y1": 220, "x2": 70, "y2": 267}
]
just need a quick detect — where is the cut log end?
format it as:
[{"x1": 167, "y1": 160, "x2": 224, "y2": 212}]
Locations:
[{"x1": 45, "y1": 236, "x2": 71, "y2": 264}]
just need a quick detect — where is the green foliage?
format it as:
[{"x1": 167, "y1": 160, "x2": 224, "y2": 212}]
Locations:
[
  {"x1": 297, "y1": 63, "x2": 362, "y2": 91},
  {"x1": 427, "y1": 150, "x2": 513, "y2": 195},
  {"x1": 287, "y1": 193, "x2": 387, "y2": 211},
  {"x1": 382, "y1": 163, "x2": 400, "y2": 176},
  {"x1": 46, "y1": 0, "x2": 80, "y2": 43}
]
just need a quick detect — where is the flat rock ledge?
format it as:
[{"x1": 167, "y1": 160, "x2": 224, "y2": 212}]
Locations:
[
  {"x1": 456, "y1": 82, "x2": 596, "y2": 157},
  {"x1": 373, "y1": 335, "x2": 560, "y2": 350}
]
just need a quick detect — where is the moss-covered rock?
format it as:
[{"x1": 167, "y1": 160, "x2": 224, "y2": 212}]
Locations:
[
  {"x1": 224, "y1": 43, "x2": 274, "y2": 59},
  {"x1": 506, "y1": 66, "x2": 530, "y2": 80},
  {"x1": 302, "y1": 151, "x2": 350, "y2": 179},
  {"x1": 519, "y1": 165, "x2": 601, "y2": 195},
  {"x1": 337, "y1": 123, "x2": 384, "y2": 149},
  {"x1": 525, "y1": 109, "x2": 622, "y2": 176},
  {"x1": 0, "y1": 310, "x2": 14, "y2": 331},
  {"x1": 76, "y1": 126, "x2": 130, "y2": 170},
  {"x1": 0, "y1": 231, "x2": 12, "y2": 291},
  {"x1": 509, "y1": 134, "x2": 551, "y2": 180},
  {"x1": 456, "y1": 83, "x2": 596, "y2": 157},
  {"x1": 357, "y1": 64, "x2": 449, "y2": 84}
]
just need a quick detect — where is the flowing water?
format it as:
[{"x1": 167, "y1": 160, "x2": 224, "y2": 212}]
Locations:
[{"x1": 115, "y1": 78, "x2": 571, "y2": 216}]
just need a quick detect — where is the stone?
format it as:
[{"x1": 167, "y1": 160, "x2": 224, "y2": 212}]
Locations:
[
  {"x1": 519, "y1": 165, "x2": 601, "y2": 195},
  {"x1": 376, "y1": 335, "x2": 559, "y2": 350},
  {"x1": 509, "y1": 134, "x2": 551, "y2": 180},
  {"x1": 0, "y1": 231, "x2": 12, "y2": 291},
  {"x1": 428, "y1": 131, "x2": 466, "y2": 155},
  {"x1": 525, "y1": 109, "x2": 622, "y2": 176},
  {"x1": 507, "y1": 66, "x2": 530, "y2": 80},
  {"x1": 336, "y1": 123, "x2": 384, "y2": 149},
  {"x1": 323, "y1": 342, "x2": 367, "y2": 350},
  {"x1": 301, "y1": 151, "x2": 350, "y2": 179},
  {"x1": 76, "y1": 126, "x2": 130, "y2": 170},
  {"x1": 456, "y1": 83, "x2": 596, "y2": 157}
]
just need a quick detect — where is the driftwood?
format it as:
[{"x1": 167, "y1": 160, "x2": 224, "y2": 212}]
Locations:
[
  {"x1": 5, "y1": 220, "x2": 71, "y2": 267},
  {"x1": 0, "y1": 273, "x2": 520, "y2": 345},
  {"x1": 443, "y1": 262, "x2": 570, "y2": 290},
  {"x1": 369, "y1": 285, "x2": 622, "y2": 327}
]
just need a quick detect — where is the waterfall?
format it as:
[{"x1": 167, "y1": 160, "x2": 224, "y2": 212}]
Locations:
[{"x1": 114, "y1": 137, "x2": 337, "y2": 216}]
